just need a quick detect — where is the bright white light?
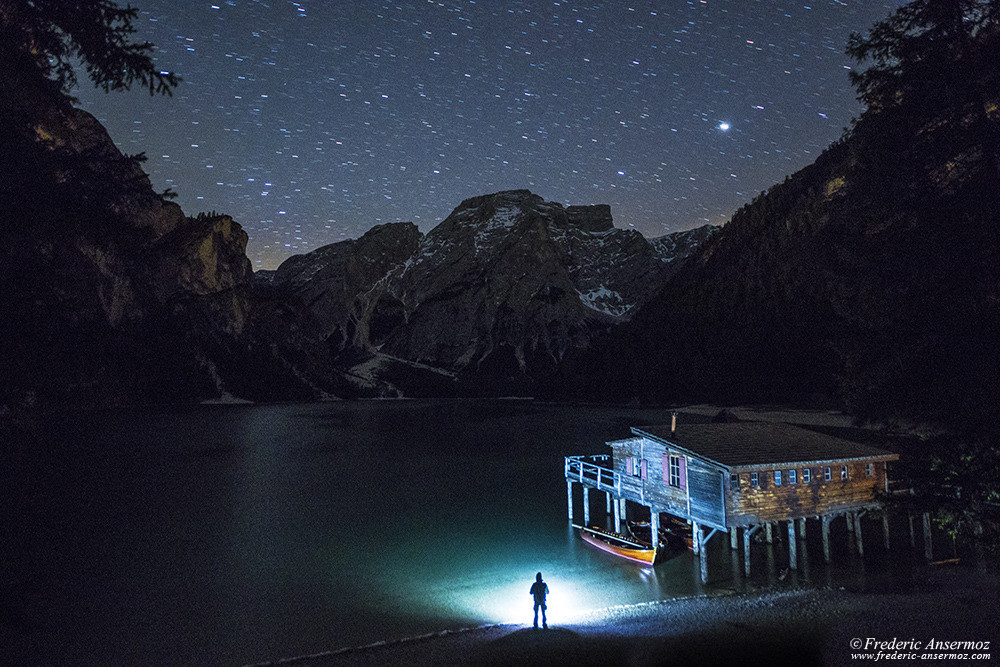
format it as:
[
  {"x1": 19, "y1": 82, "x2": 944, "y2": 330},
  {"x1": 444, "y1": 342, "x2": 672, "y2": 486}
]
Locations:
[
  {"x1": 449, "y1": 570, "x2": 601, "y2": 626},
  {"x1": 719, "y1": 122, "x2": 730, "y2": 131}
]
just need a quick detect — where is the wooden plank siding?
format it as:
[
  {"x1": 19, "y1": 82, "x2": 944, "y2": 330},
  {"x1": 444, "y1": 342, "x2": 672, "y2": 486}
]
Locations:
[
  {"x1": 726, "y1": 460, "x2": 889, "y2": 525},
  {"x1": 609, "y1": 436, "x2": 726, "y2": 529},
  {"x1": 688, "y1": 458, "x2": 726, "y2": 528}
]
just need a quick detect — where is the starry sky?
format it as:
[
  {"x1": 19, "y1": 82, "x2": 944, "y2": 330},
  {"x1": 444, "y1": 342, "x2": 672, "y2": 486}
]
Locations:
[{"x1": 76, "y1": 0, "x2": 900, "y2": 270}]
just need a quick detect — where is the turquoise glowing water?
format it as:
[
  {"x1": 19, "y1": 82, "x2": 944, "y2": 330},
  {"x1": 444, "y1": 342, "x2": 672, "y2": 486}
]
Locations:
[{"x1": 1, "y1": 401, "x2": 909, "y2": 664}]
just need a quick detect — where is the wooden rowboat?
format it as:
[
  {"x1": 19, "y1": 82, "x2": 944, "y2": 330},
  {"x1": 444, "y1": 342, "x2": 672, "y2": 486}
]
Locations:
[{"x1": 576, "y1": 525, "x2": 659, "y2": 566}]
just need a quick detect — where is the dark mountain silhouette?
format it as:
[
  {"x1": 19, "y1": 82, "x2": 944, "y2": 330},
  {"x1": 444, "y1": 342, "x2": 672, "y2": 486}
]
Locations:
[{"x1": 572, "y1": 1, "x2": 1000, "y2": 441}]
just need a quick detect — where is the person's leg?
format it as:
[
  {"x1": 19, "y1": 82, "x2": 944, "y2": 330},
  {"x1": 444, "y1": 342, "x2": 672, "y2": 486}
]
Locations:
[
  {"x1": 533, "y1": 603, "x2": 539, "y2": 628},
  {"x1": 541, "y1": 603, "x2": 547, "y2": 628}
]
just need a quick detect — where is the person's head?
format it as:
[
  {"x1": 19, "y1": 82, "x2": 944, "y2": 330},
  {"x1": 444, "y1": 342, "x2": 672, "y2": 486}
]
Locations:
[{"x1": 536, "y1": 572, "x2": 543, "y2": 582}]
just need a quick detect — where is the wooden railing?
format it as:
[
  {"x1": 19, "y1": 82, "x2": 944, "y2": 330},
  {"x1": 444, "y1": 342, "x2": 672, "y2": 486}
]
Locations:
[{"x1": 564, "y1": 454, "x2": 646, "y2": 502}]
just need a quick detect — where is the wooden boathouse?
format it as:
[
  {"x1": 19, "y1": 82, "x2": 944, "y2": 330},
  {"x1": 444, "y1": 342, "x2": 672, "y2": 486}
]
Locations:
[{"x1": 565, "y1": 417, "x2": 899, "y2": 580}]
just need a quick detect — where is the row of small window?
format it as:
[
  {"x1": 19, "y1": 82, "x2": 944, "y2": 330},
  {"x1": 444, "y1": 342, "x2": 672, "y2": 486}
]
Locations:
[{"x1": 733, "y1": 462, "x2": 875, "y2": 490}]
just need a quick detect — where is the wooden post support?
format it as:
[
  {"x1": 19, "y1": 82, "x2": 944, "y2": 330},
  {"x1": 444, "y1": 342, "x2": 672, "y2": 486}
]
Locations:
[
  {"x1": 788, "y1": 519, "x2": 797, "y2": 570},
  {"x1": 650, "y1": 509, "x2": 660, "y2": 549},
  {"x1": 582, "y1": 487, "x2": 590, "y2": 526},
  {"x1": 606, "y1": 492, "x2": 612, "y2": 515},
  {"x1": 699, "y1": 529, "x2": 709, "y2": 583},
  {"x1": 567, "y1": 481, "x2": 574, "y2": 522},
  {"x1": 923, "y1": 512, "x2": 933, "y2": 561},
  {"x1": 847, "y1": 511, "x2": 855, "y2": 535},
  {"x1": 692, "y1": 521, "x2": 701, "y2": 556},
  {"x1": 908, "y1": 514, "x2": 916, "y2": 549},
  {"x1": 855, "y1": 512, "x2": 864, "y2": 557},
  {"x1": 765, "y1": 522, "x2": 773, "y2": 544},
  {"x1": 743, "y1": 526, "x2": 752, "y2": 576},
  {"x1": 822, "y1": 515, "x2": 831, "y2": 563},
  {"x1": 798, "y1": 517, "x2": 807, "y2": 541},
  {"x1": 619, "y1": 498, "x2": 627, "y2": 524},
  {"x1": 613, "y1": 495, "x2": 622, "y2": 534},
  {"x1": 730, "y1": 528, "x2": 738, "y2": 550},
  {"x1": 882, "y1": 514, "x2": 890, "y2": 550}
]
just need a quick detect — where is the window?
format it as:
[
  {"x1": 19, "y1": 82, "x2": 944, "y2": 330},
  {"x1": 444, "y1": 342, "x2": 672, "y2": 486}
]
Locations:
[
  {"x1": 802, "y1": 468, "x2": 811, "y2": 483},
  {"x1": 841, "y1": 464, "x2": 849, "y2": 480},
  {"x1": 824, "y1": 466, "x2": 832, "y2": 481},
  {"x1": 669, "y1": 455, "x2": 681, "y2": 487},
  {"x1": 866, "y1": 462, "x2": 875, "y2": 477},
  {"x1": 774, "y1": 470, "x2": 782, "y2": 486},
  {"x1": 750, "y1": 472, "x2": 759, "y2": 488},
  {"x1": 730, "y1": 474, "x2": 740, "y2": 491},
  {"x1": 789, "y1": 469, "x2": 797, "y2": 485}
]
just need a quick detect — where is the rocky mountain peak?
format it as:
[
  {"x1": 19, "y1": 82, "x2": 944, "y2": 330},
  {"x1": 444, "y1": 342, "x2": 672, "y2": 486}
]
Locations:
[{"x1": 565, "y1": 204, "x2": 613, "y2": 232}]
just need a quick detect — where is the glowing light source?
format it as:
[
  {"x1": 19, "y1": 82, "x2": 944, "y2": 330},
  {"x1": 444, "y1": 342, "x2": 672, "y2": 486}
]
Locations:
[{"x1": 718, "y1": 122, "x2": 730, "y2": 131}]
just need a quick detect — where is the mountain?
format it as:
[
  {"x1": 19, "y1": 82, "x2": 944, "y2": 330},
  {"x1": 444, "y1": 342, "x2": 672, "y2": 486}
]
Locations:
[
  {"x1": 578, "y1": 19, "x2": 1000, "y2": 432},
  {"x1": 0, "y1": 60, "x2": 261, "y2": 409},
  {"x1": 259, "y1": 190, "x2": 717, "y2": 397}
]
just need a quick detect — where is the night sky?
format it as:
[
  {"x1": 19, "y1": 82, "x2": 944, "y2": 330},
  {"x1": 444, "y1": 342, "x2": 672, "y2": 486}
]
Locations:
[{"x1": 76, "y1": 0, "x2": 899, "y2": 270}]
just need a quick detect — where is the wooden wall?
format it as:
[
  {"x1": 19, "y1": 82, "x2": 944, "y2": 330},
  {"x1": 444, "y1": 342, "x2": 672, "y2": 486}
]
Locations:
[
  {"x1": 726, "y1": 460, "x2": 889, "y2": 525},
  {"x1": 688, "y1": 458, "x2": 726, "y2": 529},
  {"x1": 610, "y1": 437, "x2": 725, "y2": 528}
]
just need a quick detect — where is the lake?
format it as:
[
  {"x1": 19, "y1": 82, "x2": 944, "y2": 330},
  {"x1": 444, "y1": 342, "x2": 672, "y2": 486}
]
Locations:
[{"x1": 1, "y1": 400, "x2": 912, "y2": 664}]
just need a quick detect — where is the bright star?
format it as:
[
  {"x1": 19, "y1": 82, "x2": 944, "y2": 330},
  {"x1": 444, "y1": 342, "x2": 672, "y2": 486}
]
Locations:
[{"x1": 719, "y1": 122, "x2": 731, "y2": 131}]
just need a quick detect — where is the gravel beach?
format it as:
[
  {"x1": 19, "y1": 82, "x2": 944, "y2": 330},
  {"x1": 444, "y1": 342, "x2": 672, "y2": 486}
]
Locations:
[{"x1": 264, "y1": 567, "x2": 999, "y2": 666}]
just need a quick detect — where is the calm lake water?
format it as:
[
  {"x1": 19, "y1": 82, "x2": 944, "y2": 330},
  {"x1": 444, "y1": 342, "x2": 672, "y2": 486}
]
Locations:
[{"x1": 1, "y1": 400, "x2": 919, "y2": 664}]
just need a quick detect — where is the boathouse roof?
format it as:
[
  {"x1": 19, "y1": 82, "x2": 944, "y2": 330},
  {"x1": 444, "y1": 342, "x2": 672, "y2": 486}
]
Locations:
[{"x1": 631, "y1": 422, "x2": 899, "y2": 469}]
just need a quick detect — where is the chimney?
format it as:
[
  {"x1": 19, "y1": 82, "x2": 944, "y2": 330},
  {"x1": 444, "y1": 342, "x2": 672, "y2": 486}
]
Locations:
[{"x1": 671, "y1": 411, "x2": 677, "y2": 433}]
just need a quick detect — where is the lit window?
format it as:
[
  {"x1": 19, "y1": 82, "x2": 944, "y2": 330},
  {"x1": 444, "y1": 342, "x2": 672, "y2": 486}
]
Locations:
[
  {"x1": 803, "y1": 468, "x2": 811, "y2": 483},
  {"x1": 866, "y1": 462, "x2": 874, "y2": 477},
  {"x1": 824, "y1": 466, "x2": 832, "y2": 481},
  {"x1": 774, "y1": 470, "x2": 782, "y2": 486},
  {"x1": 669, "y1": 455, "x2": 681, "y2": 487},
  {"x1": 789, "y1": 469, "x2": 797, "y2": 485},
  {"x1": 751, "y1": 472, "x2": 759, "y2": 488},
  {"x1": 841, "y1": 465, "x2": 849, "y2": 480},
  {"x1": 730, "y1": 474, "x2": 740, "y2": 491}
]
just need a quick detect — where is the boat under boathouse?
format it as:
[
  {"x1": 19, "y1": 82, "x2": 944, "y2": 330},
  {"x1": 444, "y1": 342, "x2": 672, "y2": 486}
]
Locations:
[{"x1": 565, "y1": 418, "x2": 900, "y2": 581}]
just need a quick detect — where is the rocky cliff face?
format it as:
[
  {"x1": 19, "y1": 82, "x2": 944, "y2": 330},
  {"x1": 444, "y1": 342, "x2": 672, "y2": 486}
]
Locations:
[
  {"x1": 260, "y1": 189, "x2": 715, "y2": 396},
  {"x1": 0, "y1": 75, "x2": 257, "y2": 408}
]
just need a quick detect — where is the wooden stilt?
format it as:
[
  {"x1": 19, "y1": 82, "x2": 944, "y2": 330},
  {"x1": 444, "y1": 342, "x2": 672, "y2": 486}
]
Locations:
[
  {"x1": 788, "y1": 519, "x2": 797, "y2": 570},
  {"x1": 923, "y1": 512, "x2": 933, "y2": 561},
  {"x1": 855, "y1": 512, "x2": 864, "y2": 557},
  {"x1": 882, "y1": 514, "x2": 890, "y2": 550},
  {"x1": 650, "y1": 509, "x2": 660, "y2": 549},
  {"x1": 699, "y1": 529, "x2": 708, "y2": 583},
  {"x1": 730, "y1": 528, "x2": 738, "y2": 550},
  {"x1": 908, "y1": 514, "x2": 916, "y2": 549},
  {"x1": 822, "y1": 515, "x2": 831, "y2": 563},
  {"x1": 567, "y1": 481, "x2": 574, "y2": 522},
  {"x1": 605, "y1": 492, "x2": 612, "y2": 515},
  {"x1": 692, "y1": 521, "x2": 701, "y2": 556},
  {"x1": 846, "y1": 512, "x2": 855, "y2": 536},
  {"x1": 613, "y1": 495, "x2": 621, "y2": 533},
  {"x1": 743, "y1": 526, "x2": 752, "y2": 576},
  {"x1": 798, "y1": 517, "x2": 807, "y2": 541},
  {"x1": 582, "y1": 487, "x2": 590, "y2": 525},
  {"x1": 765, "y1": 522, "x2": 773, "y2": 544}
]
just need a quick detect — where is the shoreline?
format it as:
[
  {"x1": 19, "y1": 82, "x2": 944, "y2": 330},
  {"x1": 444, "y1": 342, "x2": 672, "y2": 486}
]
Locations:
[{"x1": 258, "y1": 567, "x2": 999, "y2": 666}]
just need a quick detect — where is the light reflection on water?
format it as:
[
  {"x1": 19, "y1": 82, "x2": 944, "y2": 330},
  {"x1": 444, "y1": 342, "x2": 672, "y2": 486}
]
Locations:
[{"x1": 1, "y1": 400, "x2": 912, "y2": 664}]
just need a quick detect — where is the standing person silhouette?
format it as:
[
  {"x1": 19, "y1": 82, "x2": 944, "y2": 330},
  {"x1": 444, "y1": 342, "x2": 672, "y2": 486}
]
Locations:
[{"x1": 529, "y1": 572, "x2": 549, "y2": 629}]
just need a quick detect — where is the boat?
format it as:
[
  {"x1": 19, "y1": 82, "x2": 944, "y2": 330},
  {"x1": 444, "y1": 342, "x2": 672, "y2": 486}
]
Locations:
[
  {"x1": 576, "y1": 525, "x2": 660, "y2": 566},
  {"x1": 629, "y1": 516, "x2": 695, "y2": 552}
]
